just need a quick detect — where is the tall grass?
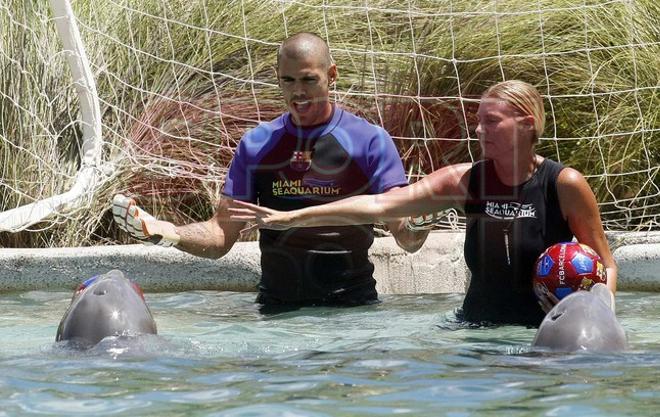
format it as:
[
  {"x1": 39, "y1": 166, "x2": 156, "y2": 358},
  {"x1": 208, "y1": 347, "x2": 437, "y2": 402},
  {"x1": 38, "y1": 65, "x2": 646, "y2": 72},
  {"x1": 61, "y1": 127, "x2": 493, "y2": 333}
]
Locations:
[
  {"x1": 0, "y1": 0, "x2": 657, "y2": 247},
  {"x1": 0, "y1": 2, "x2": 96, "y2": 247}
]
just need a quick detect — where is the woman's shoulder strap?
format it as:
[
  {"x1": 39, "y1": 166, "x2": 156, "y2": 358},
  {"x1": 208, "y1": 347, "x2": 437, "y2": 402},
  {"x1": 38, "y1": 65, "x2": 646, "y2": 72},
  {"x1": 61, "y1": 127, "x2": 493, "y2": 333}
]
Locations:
[{"x1": 467, "y1": 159, "x2": 492, "y2": 194}]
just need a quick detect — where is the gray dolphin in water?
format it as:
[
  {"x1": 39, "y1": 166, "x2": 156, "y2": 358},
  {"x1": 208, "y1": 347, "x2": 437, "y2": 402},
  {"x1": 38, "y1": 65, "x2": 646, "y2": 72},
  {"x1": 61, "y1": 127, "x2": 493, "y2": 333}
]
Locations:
[
  {"x1": 56, "y1": 269, "x2": 157, "y2": 347},
  {"x1": 532, "y1": 283, "x2": 627, "y2": 352}
]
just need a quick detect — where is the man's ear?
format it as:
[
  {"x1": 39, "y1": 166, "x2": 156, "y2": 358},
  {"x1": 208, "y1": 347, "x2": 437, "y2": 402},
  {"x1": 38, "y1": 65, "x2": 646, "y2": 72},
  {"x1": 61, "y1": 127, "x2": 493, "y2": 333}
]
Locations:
[{"x1": 327, "y1": 64, "x2": 337, "y2": 85}]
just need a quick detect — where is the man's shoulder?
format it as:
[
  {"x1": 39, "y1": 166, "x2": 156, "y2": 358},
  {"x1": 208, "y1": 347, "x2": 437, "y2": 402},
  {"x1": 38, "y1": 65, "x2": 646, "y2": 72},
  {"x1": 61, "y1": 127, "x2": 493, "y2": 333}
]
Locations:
[
  {"x1": 334, "y1": 107, "x2": 388, "y2": 139},
  {"x1": 240, "y1": 113, "x2": 287, "y2": 147}
]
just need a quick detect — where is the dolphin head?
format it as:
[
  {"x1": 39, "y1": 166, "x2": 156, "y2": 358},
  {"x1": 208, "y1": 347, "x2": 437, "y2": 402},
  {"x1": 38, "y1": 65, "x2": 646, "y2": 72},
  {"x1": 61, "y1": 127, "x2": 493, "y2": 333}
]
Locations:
[
  {"x1": 56, "y1": 270, "x2": 157, "y2": 347},
  {"x1": 532, "y1": 284, "x2": 627, "y2": 352}
]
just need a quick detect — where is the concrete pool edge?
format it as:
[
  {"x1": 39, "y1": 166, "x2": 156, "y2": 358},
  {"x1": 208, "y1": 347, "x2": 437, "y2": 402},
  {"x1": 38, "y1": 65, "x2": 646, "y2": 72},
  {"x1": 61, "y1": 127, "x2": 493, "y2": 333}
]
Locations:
[{"x1": 0, "y1": 230, "x2": 658, "y2": 293}]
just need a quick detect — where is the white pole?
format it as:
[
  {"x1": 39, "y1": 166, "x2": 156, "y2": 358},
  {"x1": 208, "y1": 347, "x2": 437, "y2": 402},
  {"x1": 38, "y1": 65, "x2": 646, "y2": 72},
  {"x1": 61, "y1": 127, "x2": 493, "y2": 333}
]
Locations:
[
  {"x1": 0, "y1": 0, "x2": 106, "y2": 232},
  {"x1": 49, "y1": 0, "x2": 102, "y2": 167}
]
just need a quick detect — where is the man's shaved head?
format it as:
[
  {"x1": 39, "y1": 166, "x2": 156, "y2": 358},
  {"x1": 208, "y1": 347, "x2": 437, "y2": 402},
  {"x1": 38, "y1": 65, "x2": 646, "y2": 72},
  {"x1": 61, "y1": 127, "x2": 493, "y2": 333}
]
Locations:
[
  {"x1": 276, "y1": 32, "x2": 337, "y2": 127},
  {"x1": 277, "y1": 32, "x2": 333, "y2": 70}
]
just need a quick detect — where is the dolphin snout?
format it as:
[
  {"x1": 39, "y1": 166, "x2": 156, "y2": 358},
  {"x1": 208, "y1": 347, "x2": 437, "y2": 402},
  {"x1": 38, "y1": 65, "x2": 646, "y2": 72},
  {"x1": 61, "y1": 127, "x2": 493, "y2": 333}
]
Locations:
[
  {"x1": 90, "y1": 280, "x2": 123, "y2": 296},
  {"x1": 91, "y1": 281, "x2": 114, "y2": 295}
]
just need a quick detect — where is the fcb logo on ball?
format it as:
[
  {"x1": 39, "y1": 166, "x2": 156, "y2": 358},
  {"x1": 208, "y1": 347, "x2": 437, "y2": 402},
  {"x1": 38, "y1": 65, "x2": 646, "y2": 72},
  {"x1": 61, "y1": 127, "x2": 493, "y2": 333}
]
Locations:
[
  {"x1": 290, "y1": 150, "x2": 313, "y2": 172},
  {"x1": 533, "y1": 242, "x2": 607, "y2": 308}
]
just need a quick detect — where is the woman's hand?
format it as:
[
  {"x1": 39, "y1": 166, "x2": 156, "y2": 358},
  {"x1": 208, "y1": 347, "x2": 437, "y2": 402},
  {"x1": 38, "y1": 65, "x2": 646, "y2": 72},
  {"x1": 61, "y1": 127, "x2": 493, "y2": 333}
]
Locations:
[{"x1": 228, "y1": 200, "x2": 295, "y2": 230}]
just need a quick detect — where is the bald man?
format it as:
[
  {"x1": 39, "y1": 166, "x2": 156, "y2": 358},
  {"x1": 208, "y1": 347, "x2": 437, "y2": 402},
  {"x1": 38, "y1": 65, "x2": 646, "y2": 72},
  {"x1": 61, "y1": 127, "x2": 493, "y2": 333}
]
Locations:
[{"x1": 114, "y1": 33, "x2": 427, "y2": 310}]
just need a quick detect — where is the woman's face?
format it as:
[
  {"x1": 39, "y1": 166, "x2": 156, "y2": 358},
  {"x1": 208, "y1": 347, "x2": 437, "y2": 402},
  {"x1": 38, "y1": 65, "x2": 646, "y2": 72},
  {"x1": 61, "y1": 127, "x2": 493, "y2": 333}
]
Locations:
[{"x1": 475, "y1": 98, "x2": 534, "y2": 160}]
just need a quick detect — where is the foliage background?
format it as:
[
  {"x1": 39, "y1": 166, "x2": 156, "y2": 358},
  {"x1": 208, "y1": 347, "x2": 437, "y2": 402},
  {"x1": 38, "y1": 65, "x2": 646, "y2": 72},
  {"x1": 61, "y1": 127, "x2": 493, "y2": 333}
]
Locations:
[{"x1": 0, "y1": 0, "x2": 658, "y2": 247}]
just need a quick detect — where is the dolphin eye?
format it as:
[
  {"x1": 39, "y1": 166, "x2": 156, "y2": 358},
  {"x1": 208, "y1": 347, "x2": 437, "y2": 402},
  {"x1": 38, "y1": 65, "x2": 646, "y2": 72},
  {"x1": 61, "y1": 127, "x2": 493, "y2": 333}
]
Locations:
[{"x1": 551, "y1": 312, "x2": 563, "y2": 321}]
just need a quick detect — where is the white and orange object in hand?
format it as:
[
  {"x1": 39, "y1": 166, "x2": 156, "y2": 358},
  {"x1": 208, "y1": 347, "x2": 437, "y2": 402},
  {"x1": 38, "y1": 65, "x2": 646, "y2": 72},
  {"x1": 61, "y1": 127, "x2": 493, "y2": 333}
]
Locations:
[{"x1": 112, "y1": 194, "x2": 180, "y2": 247}]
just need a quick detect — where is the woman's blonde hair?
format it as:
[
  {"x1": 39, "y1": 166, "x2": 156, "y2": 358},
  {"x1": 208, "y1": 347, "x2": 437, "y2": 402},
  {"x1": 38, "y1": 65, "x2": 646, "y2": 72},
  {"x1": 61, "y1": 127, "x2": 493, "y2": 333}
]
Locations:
[{"x1": 482, "y1": 80, "x2": 545, "y2": 143}]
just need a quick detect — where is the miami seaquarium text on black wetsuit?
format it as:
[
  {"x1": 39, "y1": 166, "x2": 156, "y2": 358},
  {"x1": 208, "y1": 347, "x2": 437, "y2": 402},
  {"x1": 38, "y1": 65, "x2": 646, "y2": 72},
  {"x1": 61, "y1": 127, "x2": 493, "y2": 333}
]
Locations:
[
  {"x1": 223, "y1": 106, "x2": 408, "y2": 306},
  {"x1": 463, "y1": 158, "x2": 573, "y2": 326}
]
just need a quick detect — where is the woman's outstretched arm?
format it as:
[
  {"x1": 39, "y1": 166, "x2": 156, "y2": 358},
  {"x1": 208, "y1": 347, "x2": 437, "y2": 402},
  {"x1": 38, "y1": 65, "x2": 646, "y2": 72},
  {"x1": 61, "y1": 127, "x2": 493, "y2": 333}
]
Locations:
[{"x1": 229, "y1": 163, "x2": 472, "y2": 229}]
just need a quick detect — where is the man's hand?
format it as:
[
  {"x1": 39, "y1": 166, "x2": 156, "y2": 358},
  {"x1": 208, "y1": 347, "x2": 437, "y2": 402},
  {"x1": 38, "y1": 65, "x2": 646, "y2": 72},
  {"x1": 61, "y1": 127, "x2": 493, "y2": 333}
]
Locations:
[
  {"x1": 112, "y1": 194, "x2": 180, "y2": 247},
  {"x1": 405, "y1": 208, "x2": 462, "y2": 232}
]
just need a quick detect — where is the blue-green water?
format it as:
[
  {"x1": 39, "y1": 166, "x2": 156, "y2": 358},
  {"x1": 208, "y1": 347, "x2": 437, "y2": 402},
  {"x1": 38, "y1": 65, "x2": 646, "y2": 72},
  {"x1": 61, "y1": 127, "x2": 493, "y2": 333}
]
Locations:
[{"x1": 1, "y1": 290, "x2": 659, "y2": 416}]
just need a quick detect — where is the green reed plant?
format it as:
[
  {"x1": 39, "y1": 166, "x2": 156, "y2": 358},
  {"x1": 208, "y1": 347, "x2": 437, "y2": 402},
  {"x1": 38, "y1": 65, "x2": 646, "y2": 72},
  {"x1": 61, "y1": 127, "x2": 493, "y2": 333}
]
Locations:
[
  {"x1": 0, "y1": 0, "x2": 656, "y2": 247},
  {"x1": 0, "y1": 2, "x2": 94, "y2": 247},
  {"x1": 375, "y1": 0, "x2": 659, "y2": 227}
]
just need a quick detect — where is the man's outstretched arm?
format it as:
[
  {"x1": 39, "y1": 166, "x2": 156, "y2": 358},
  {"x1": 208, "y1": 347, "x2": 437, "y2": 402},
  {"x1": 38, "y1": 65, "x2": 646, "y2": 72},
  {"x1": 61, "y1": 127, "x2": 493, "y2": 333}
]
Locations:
[{"x1": 113, "y1": 195, "x2": 246, "y2": 259}]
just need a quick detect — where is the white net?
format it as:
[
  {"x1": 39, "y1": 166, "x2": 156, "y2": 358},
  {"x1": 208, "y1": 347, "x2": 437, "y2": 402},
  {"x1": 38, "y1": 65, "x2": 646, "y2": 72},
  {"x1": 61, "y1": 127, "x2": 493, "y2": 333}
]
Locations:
[{"x1": 0, "y1": 0, "x2": 658, "y2": 246}]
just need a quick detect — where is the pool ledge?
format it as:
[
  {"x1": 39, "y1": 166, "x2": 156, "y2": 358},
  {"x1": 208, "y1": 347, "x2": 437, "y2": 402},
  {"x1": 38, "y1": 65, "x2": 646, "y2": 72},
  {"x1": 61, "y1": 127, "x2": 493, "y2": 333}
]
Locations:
[{"x1": 0, "y1": 231, "x2": 658, "y2": 293}]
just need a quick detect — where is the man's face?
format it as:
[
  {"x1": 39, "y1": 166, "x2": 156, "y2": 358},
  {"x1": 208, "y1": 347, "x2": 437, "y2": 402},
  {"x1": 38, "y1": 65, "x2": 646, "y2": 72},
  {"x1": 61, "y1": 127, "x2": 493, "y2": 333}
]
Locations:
[{"x1": 277, "y1": 53, "x2": 336, "y2": 127}]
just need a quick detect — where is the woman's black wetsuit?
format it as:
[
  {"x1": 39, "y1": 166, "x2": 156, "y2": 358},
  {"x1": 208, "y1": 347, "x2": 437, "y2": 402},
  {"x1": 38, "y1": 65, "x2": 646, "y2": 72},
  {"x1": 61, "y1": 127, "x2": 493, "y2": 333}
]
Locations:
[{"x1": 463, "y1": 158, "x2": 573, "y2": 326}]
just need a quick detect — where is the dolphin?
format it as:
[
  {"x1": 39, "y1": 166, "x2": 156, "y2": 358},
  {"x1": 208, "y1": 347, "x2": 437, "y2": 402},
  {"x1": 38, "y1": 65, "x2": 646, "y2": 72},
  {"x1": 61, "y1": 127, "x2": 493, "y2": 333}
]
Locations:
[
  {"x1": 56, "y1": 269, "x2": 157, "y2": 347},
  {"x1": 532, "y1": 283, "x2": 627, "y2": 352}
]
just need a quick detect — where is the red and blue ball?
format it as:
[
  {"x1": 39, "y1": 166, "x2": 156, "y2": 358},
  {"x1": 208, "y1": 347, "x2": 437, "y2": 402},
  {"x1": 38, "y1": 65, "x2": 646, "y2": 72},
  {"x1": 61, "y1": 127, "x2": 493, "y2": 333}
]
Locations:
[{"x1": 533, "y1": 242, "x2": 607, "y2": 304}]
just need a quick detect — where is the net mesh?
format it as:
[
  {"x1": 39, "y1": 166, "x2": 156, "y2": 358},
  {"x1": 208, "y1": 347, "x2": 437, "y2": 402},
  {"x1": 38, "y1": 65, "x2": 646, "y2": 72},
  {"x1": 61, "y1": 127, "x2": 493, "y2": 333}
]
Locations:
[{"x1": 0, "y1": 0, "x2": 658, "y2": 246}]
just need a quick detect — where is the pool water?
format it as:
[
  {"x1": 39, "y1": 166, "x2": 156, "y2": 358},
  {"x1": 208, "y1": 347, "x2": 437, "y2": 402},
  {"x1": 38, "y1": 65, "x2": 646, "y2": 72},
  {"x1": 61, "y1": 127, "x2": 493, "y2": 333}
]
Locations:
[{"x1": 1, "y1": 290, "x2": 659, "y2": 416}]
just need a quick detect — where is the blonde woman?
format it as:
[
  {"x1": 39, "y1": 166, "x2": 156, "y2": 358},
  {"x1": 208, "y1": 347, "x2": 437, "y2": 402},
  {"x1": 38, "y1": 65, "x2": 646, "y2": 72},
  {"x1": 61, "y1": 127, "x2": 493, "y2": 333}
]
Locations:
[{"x1": 230, "y1": 80, "x2": 617, "y2": 326}]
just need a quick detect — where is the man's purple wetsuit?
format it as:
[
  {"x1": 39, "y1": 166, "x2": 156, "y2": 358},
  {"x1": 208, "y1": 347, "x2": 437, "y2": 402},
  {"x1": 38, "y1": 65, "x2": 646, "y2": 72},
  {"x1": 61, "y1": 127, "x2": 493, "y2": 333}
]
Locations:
[{"x1": 223, "y1": 107, "x2": 407, "y2": 306}]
